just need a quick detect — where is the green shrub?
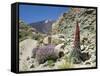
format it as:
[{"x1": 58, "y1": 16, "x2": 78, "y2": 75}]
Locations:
[
  {"x1": 47, "y1": 60, "x2": 55, "y2": 67},
  {"x1": 57, "y1": 56, "x2": 73, "y2": 69}
]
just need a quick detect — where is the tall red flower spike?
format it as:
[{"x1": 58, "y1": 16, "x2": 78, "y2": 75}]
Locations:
[
  {"x1": 70, "y1": 21, "x2": 82, "y2": 64},
  {"x1": 70, "y1": 21, "x2": 91, "y2": 63},
  {"x1": 74, "y1": 20, "x2": 80, "y2": 49}
]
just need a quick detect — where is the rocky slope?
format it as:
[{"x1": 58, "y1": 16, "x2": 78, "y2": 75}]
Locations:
[{"x1": 52, "y1": 8, "x2": 96, "y2": 67}]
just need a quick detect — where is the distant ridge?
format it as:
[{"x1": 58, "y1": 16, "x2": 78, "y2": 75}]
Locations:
[{"x1": 29, "y1": 20, "x2": 55, "y2": 34}]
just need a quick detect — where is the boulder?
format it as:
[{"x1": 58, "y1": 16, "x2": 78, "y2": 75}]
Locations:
[
  {"x1": 43, "y1": 34, "x2": 65, "y2": 45},
  {"x1": 19, "y1": 39, "x2": 39, "y2": 60},
  {"x1": 19, "y1": 39, "x2": 39, "y2": 71}
]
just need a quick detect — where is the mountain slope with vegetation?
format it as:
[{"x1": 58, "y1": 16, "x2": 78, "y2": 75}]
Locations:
[
  {"x1": 19, "y1": 20, "x2": 34, "y2": 41},
  {"x1": 19, "y1": 20, "x2": 46, "y2": 42}
]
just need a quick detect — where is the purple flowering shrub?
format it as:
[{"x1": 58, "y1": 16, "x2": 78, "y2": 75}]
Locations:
[
  {"x1": 32, "y1": 44, "x2": 64, "y2": 64},
  {"x1": 36, "y1": 45, "x2": 59, "y2": 64}
]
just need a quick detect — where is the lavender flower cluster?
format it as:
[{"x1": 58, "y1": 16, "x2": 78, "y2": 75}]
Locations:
[{"x1": 32, "y1": 45, "x2": 64, "y2": 64}]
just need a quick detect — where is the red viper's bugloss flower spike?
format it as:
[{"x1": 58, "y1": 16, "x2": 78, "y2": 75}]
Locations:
[
  {"x1": 71, "y1": 21, "x2": 83, "y2": 64},
  {"x1": 73, "y1": 21, "x2": 80, "y2": 49}
]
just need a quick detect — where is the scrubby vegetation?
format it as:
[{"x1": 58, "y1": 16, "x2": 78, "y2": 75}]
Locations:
[
  {"x1": 19, "y1": 20, "x2": 33, "y2": 42},
  {"x1": 19, "y1": 20, "x2": 46, "y2": 42}
]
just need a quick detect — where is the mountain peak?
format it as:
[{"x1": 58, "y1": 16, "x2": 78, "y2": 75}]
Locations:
[
  {"x1": 29, "y1": 20, "x2": 55, "y2": 34},
  {"x1": 44, "y1": 19, "x2": 51, "y2": 23}
]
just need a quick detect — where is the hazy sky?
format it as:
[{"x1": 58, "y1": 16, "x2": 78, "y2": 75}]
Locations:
[{"x1": 19, "y1": 4, "x2": 69, "y2": 24}]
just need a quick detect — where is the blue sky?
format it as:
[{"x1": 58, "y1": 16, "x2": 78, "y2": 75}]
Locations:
[{"x1": 19, "y1": 4, "x2": 69, "y2": 24}]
